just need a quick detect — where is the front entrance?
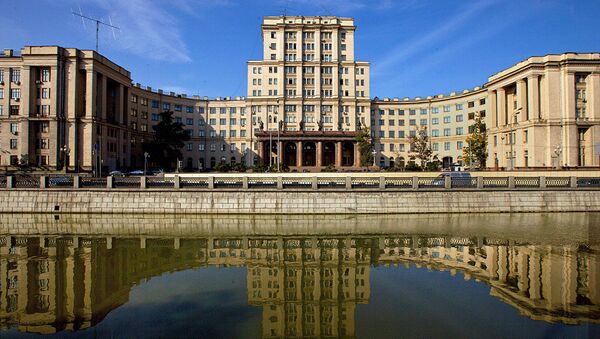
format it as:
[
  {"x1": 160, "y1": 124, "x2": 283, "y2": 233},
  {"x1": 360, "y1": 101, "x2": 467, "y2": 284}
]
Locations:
[
  {"x1": 302, "y1": 142, "x2": 316, "y2": 167},
  {"x1": 284, "y1": 142, "x2": 297, "y2": 167},
  {"x1": 322, "y1": 142, "x2": 335, "y2": 166},
  {"x1": 342, "y1": 142, "x2": 354, "y2": 167}
]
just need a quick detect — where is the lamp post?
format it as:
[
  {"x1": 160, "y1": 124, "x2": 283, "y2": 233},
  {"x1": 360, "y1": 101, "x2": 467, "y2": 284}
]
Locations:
[
  {"x1": 143, "y1": 152, "x2": 150, "y2": 176},
  {"x1": 60, "y1": 145, "x2": 70, "y2": 174},
  {"x1": 509, "y1": 109, "x2": 521, "y2": 171},
  {"x1": 372, "y1": 150, "x2": 377, "y2": 168}
]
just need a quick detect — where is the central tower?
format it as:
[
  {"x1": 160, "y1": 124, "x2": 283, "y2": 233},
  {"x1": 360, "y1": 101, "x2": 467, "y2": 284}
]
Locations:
[{"x1": 247, "y1": 16, "x2": 370, "y2": 169}]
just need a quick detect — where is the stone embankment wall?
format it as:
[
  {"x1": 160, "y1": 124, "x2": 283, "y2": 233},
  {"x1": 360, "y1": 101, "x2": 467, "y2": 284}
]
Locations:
[{"x1": 0, "y1": 190, "x2": 599, "y2": 214}]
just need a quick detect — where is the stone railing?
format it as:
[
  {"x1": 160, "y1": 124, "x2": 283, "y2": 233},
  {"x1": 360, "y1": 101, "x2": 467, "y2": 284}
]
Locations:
[{"x1": 1, "y1": 175, "x2": 599, "y2": 190}]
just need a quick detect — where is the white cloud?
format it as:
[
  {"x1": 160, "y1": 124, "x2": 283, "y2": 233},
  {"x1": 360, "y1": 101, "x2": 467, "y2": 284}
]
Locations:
[
  {"x1": 74, "y1": 0, "x2": 228, "y2": 62},
  {"x1": 371, "y1": 0, "x2": 498, "y2": 77},
  {"x1": 277, "y1": 0, "x2": 396, "y2": 15}
]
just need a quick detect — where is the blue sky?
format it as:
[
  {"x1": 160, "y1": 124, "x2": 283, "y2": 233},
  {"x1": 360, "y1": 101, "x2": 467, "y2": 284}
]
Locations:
[{"x1": 1, "y1": 0, "x2": 598, "y2": 99}]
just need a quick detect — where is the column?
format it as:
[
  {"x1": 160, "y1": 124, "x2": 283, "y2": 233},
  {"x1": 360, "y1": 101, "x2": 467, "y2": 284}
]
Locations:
[
  {"x1": 100, "y1": 74, "x2": 107, "y2": 120},
  {"x1": 335, "y1": 141, "x2": 342, "y2": 167},
  {"x1": 278, "y1": 140, "x2": 283, "y2": 167},
  {"x1": 316, "y1": 141, "x2": 323, "y2": 168},
  {"x1": 497, "y1": 87, "x2": 506, "y2": 127},
  {"x1": 117, "y1": 84, "x2": 124, "y2": 124},
  {"x1": 354, "y1": 142, "x2": 361, "y2": 167},
  {"x1": 527, "y1": 75, "x2": 540, "y2": 119},
  {"x1": 490, "y1": 90, "x2": 498, "y2": 127},
  {"x1": 296, "y1": 141, "x2": 303, "y2": 167},
  {"x1": 517, "y1": 78, "x2": 528, "y2": 121},
  {"x1": 258, "y1": 141, "x2": 265, "y2": 165}
]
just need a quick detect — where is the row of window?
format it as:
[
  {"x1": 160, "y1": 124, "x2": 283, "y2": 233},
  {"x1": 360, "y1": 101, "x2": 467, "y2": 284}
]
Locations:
[
  {"x1": 375, "y1": 141, "x2": 465, "y2": 152},
  {"x1": 371, "y1": 102, "x2": 485, "y2": 116},
  {"x1": 0, "y1": 68, "x2": 50, "y2": 85},
  {"x1": 372, "y1": 127, "x2": 465, "y2": 139},
  {"x1": 274, "y1": 31, "x2": 347, "y2": 40},
  {"x1": 190, "y1": 142, "x2": 248, "y2": 153}
]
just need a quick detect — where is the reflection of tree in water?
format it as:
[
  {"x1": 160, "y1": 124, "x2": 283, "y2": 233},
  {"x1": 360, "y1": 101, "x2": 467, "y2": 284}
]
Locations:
[{"x1": 0, "y1": 233, "x2": 598, "y2": 336}]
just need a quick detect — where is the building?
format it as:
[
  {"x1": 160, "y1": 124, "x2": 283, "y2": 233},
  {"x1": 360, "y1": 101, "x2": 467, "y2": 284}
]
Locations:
[{"x1": 0, "y1": 16, "x2": 598, "y2": 172}]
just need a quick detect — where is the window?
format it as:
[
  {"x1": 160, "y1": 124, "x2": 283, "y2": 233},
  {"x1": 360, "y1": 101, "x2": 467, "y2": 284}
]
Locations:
[
  {"x1": 443, "y1": 116, "x2": 451, "y2": 124},
  {"x1": 219, "y1": 130, "x2": 226, "y2": 137},
  {"x1": 456, "y1": 104, "x2": 463, "y2": 110},
  {"x1": 186, "y1": 118, "x2": 193, "y2": 125},
  {"x1": 432, "y1": 143, "x2": 439, "y2": 151},
  {"x1": 151, "y1": 100, "x2": 159, "y2": 108},
  {"x1": 11, "y1": 70, "x2": 20, "y2": 83},
  {"x1": 151, "y1": 113, "x2": 159, "y2": 121},
  {"x1": 432, "y1": 129, "x2": 439, "y2": 137},
  {"x1": 10, "y1": 105, "x2": 19, "y2": 115},
  {"x1": 456, "y1": 115, "x2": 463, "y2": 122},
  {"x1": 409, "y1": 119, "x2": 416, "y2": 126},
  {"x1": 443, "y1": 128, "x2": 451, "y2": 136},
  {"x1": 480, "y1": 98, "x2": 486, "y2": 105},
  {"x1": 444, "y1": 142, "x2": 450, "y2": 151},
  {"x1": 10, "y1": 139, "x2": 17, "y2": 149},
  {"x1": 186, "y1": 143, "x2": 193, "y2": 151},
  {"x1": 456, "y1": 127, "x2": 464, "y2": 135},
  {"x1": 199, "y1": 144, "x2": 205, "y2": 151},
  {"x1": 457, "y1": 141, "x2": 463, "y2": 149},
  {"x1": 443, "y1": 105, "x2": 451, "y2": 112},
  {"x1": 468, "y1": 101, "x2": 475, "y2": 108},
  {"x1": 432, "y1": 118, "x2": 439, "y2": 125},
  {"x1": 140, "y1": 124, "x2": 147, "y2": 132},
  {"x1": 523, "y1": 130, "x2": 528, "y2": 143},
  {"x1": 0, "y1": 89, "x2": 3, "y2": 99},
  {"x1": 409, "y1": 109, "x2": 416, "y2": 115},
  {"x1": 186, "y1": 106, "x2": 194, "y2": 113},
  {"x1": 420, "y1": 108, "x2": 427, "y2": 115},
  {"x1": 162, "y1": 102, "x2": 171, "y2": 110},
  {"x1": 389, "y1": 131, "x2": 395, "y2": 138},
  {"x1": 10, "y1": 123, "x2": 18, "y2": 134},
  {"x1": 11, "y1": 89, "x2": 20, "y2": 100},
  {"x1": 219, "y1": 118, "x2": 226, "y2": 125},
  {"x1": 420, "y1": 119, "x2": 427, "y2": 125},
  {"x1": 41, "y1": 69, "x2": 50, "y2": 82},
  {"x1": 432, "y1": 107, "x2": 439, "y2": 114}
]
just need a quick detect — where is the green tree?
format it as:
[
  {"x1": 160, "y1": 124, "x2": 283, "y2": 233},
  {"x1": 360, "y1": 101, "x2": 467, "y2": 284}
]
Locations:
[
  {"x1": 463, "y1": 117, "x2": 488, "y2": 169},
  {"x1": 142, "y1": 111, "x2": 190, "y2": 170},
  {"x1": 356, "y1": 127, "x2": 374, "y2": 167},
  {"x1": 408, "y1": 125, "x2": 436, "y2": 170}
]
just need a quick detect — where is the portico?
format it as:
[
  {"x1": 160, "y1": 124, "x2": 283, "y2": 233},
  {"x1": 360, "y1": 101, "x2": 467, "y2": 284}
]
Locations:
[{"x1": 255, "y1": 131, "x2": 361, "y2": 170}]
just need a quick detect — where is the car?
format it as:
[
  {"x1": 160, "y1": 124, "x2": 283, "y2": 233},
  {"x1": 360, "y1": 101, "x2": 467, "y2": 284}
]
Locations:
[
  {"x1": 109, "y1": 171, "x2": 126, "y2": 177},
  {"x1": 433, "y1": 172, "x2": 472, "y2": 187},
  {"x1": 49, "y1": 175, "x2": 72, "y2": 186},
  {"x1": 577, "y1": 178, "x2": 600, "y2": 187},
  {"x1": 128, "y1": 170, "x2": 144, "y2": 176}
]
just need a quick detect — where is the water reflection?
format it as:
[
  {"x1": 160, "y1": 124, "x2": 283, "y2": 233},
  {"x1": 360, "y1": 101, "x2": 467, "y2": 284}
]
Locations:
[{"x1": 0, "y1": 213, "x2": 598, "y2": 336}]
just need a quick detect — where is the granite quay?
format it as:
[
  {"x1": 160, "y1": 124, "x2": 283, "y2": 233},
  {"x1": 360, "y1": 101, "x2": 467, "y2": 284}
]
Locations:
[{"x1": 0, "y1": 172, "x2": 599, "y2": 214}]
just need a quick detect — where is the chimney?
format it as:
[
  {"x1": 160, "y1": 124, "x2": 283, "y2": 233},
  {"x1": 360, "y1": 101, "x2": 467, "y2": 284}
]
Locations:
[{"x1": 3, "y1": 49, "x2": 13, "y2": 57}]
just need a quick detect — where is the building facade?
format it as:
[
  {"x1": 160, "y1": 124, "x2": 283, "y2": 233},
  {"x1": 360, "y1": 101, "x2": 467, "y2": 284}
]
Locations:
[{"x1": 0, "y1": 16, "x2": 598, "y2": 172}]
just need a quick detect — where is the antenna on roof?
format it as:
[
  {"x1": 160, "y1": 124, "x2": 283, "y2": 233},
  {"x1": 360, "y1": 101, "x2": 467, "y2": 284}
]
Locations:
[{"x1": 71, "y1": 8, "x2": 120, "y2": 53}]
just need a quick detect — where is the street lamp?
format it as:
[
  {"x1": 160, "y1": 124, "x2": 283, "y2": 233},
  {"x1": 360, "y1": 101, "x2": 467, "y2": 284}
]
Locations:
[
  {"x1": 60, "y1": 145, "x2": 70, "y2": 173},
  {"x1": 371, "y1": 150, "x2": 377, "y2": 168},
  {"x1": 509, "y1": 108, "x2": 521, "y2": 171},
  {"x1": 143, "y1": 152, "x2": 150, "y2": 176}
]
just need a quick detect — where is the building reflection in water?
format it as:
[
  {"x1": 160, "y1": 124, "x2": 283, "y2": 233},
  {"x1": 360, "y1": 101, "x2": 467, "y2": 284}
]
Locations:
[{"x1": 0, "y1": 215, "x2": 598, "y2": 336}]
